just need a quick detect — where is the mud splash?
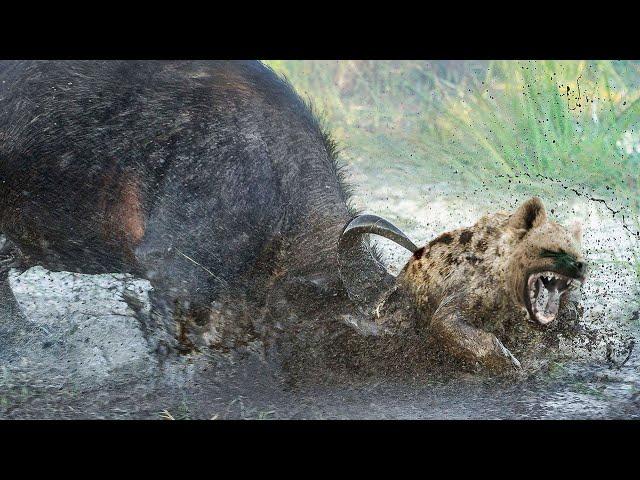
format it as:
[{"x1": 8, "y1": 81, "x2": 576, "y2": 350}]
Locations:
[{"x1": 0, "y1": 172, "x2": 638, "y2": 419}]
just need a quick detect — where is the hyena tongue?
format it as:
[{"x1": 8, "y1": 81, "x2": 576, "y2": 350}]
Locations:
[{"x1": 544, "y1": 287, "x2": 561, "y2": 317}]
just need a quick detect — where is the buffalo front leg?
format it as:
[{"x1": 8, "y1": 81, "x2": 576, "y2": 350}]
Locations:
[
  {"x1": 430, "y1": 301, "x2": 521, "y2": 372},
  {"x1": 0, "y1": 267, "x2": 31, "y2": 364},
  {"x1": 0, "y1": 234, "x2": 19, "y2": 271}
]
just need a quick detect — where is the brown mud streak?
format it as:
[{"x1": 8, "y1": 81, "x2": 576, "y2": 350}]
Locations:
[
  {"x1": 98, "y1": 171, "x2": 146, "y2": 259},
  {"x1": 412, "y1": 246, "x2": 426, "y2": 259}
]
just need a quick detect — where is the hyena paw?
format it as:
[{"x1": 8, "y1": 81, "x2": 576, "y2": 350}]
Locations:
[{"x1": 483, "y1": 336, "x2": 522, "y2": 372}]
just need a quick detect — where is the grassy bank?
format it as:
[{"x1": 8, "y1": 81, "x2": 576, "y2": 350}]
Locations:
[
  {"x1": 265, "y1": 61, "x2": 638, "y2": 192},
  {"x1": 265, "y1": 60, "x2": 640, "y2": 282}
]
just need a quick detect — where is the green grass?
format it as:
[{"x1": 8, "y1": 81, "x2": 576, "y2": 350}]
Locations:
[
  {"x1": 265, "y1": 61, "x2": 638, "y2": 192},
  {"x1": 264, "y1": 60, "x2": 640, "y2": 285},
  {"x1": 264, "y1": 60, "x2": 481, "y2": 178}
]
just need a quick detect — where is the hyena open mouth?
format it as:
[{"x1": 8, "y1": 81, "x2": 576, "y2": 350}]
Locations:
[{"x1": 526, "y1": 271, "x2": 581, "y2": 325}]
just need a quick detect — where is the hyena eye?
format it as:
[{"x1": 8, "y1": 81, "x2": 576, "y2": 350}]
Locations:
[
  {"x1": 540, "y1": 248, "x2": 566, "y2": 258},
  {"x1": 539, "y1": 249, "x2": 580, "y2": 274}
]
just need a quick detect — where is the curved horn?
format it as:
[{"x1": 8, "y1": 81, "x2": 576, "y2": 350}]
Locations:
[
  {"x1": 337, "y1": 214, "x2": 418, "y2": 307},
  {"x1": 340, "y1": 214, "x2": 418, "y2": 254}
]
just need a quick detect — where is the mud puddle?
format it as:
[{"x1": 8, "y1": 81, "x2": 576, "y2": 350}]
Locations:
[{"x1": 0, "y1": 178, "x2": 638, "y2": 419}]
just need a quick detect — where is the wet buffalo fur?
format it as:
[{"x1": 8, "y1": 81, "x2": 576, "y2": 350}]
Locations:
[
  {"x1": 0, "y1": 61, "x2": 362, "y2": 356},
  {"x1": 0, "y1": 61, "x2": 588, "y2": 381}
]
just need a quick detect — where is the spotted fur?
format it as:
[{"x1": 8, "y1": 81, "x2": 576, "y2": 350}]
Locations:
[{"x1": 393, "y1": 197, "x2": 585, "y2": 371}]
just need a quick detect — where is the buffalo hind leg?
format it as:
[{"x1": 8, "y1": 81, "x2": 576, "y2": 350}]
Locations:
[
  {"x1": 122, "y1": 280, "x2": 228, "y2": 358},
  {"x1": 121, "y1": 286, "x2": 190, "y2": 358}
]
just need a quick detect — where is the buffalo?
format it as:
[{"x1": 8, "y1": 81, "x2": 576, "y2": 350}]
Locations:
[{"x1": 0, "y1": 60, "x2": 414, "y2": 360}]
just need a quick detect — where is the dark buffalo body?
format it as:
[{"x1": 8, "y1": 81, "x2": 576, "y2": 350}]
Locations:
[
  {"x1": 0, "y1": 61, "x2": 582, "y2": 377},
  {"x1": 0, "y1": 61, "x2": 360, "y2": 347}
]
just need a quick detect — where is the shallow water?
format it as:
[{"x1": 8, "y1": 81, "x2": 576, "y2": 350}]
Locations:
[{"x1": 0, "y1": 173, "x2": 638, "y2": 419}]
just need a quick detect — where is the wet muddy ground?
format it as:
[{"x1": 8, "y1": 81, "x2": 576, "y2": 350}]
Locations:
[{"x1": 1, "y1": 170, "x2": 638, "y2": 419}]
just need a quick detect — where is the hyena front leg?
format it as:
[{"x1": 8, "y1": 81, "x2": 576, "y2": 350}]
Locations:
[{"x1": 430, "y1": 298, "x2": 521, "y2": 372}]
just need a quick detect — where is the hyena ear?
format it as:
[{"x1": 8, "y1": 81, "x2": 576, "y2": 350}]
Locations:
[
  {"x1": 570, "y1": 220, "x2": 583, "y2": 244},
  {"x1": 509, "y1": 197, "x2": 547, "y2": 232}
]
